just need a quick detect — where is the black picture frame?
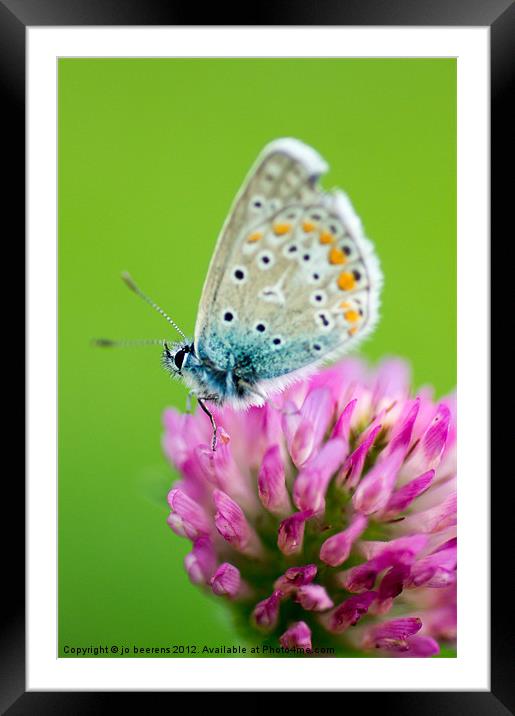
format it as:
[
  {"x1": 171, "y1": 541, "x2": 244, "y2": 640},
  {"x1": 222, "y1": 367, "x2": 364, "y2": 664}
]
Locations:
[{"x1": 3, "y1": 0, "x2": 507, "y2": 711}]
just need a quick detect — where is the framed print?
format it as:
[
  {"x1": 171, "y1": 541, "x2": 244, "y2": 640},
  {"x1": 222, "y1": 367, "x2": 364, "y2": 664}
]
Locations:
[{"x1": 2, "y1": 0, "x2": 508, "y2": 709}]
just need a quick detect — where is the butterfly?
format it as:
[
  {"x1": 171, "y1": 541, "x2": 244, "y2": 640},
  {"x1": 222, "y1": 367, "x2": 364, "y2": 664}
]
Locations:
[{"x1": 97, "y1": 139, "x2": 382, "y2": 449}]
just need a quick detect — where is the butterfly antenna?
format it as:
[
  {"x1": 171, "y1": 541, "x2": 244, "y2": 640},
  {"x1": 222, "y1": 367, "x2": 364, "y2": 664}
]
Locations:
[
  {"x1": 92, "y1": 338, "x2": 168, "y2": 348},
  {"x1": 121, "y1": 272, "x2": 187, "y2": 340}
]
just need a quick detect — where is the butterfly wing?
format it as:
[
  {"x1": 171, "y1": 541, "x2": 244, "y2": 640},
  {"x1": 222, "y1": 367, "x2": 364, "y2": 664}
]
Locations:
[{"x1": 194, "y1": 138, "x2": 382, "y2": 400}]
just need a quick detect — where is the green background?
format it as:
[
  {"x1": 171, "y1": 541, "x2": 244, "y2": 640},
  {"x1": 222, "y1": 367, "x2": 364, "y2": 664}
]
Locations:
[{"x1": 58, "y1": 58, "x2": 456, "y2": 657}]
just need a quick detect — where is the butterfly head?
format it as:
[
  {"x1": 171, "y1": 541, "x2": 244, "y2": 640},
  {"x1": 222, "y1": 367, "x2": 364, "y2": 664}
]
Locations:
[
  {"x1": 161, "y1": 339, "x2": 224, "y2": 404},
  {"x1": 162, "y1": 340, "x2": 195, "y2": 377}
]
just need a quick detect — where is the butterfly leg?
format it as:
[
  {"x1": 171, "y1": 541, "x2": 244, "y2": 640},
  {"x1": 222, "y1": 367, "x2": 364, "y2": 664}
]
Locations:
[{"x1": 197, "y1": 397, "x2": 218, "y2": 451}]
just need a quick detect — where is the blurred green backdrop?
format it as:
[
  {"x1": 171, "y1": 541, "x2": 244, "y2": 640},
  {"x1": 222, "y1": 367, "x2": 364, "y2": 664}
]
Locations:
[{"x1": 58, "y1": 58, "x2": 456, "y2": 657}]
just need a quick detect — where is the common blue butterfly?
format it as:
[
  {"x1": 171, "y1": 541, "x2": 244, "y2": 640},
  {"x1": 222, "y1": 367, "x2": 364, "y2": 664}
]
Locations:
[{"x1": 98, "y1": 139, "x2": 383, "y2": 448}]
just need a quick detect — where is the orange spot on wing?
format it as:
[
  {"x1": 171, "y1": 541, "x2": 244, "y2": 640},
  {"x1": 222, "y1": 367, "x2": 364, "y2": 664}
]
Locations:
[
  {"x1": 273, "y1": 222, "x2": 292, "y2": 236},
  {"x1": 337, "y1": 272, "x2": 356, "y2": 291},
  {"x1": 302, "y1": 220, "x2": 316, "y2": 233},
  {"x1": 247, "y1": 231, "x2": 263, "y2": 243},
  {"x1": 319, "y1": 231, "x2": 335, "y2": 245},
  {"x1": 348, "y1": 326, "x2": 359, "y2": 336},
  {"x1": 344, "y1": 309, "x2": 360, "y2": 323},
  {"x1": 329, "y1": 246, "x2": 347, "y2": 264}
]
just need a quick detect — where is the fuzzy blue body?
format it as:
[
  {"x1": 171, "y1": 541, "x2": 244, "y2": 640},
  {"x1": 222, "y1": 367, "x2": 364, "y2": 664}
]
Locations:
[{"x1": 166, "y1": 325, "x2": 339, "y2": 405}]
